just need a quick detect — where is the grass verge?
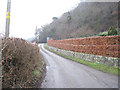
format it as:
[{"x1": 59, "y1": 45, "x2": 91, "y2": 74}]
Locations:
[{"x1": 44, "y1": 44, "x2": 119, "y2": 76}]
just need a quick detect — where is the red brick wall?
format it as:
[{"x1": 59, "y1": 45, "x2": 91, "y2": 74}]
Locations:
[{"x1": 48, "y1": 35, "x2": 120, "y2": 58}]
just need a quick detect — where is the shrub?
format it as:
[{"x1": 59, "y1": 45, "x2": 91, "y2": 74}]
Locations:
[
  {"x1": 108, "y1": 26, "x2": 118, "y2": 35},
  {"x1": 98, "y1": 31, "x2": 108, "y2": 36}
]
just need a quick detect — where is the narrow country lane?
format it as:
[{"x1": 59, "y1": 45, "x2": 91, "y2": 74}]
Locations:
[{"x1": 39, "y1": 44, "x2": 118, "y2": 88}]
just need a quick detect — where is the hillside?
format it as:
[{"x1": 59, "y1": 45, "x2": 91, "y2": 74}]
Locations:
[{"x1": 37, "y1": 2, "x2": 118, "y2": 43}]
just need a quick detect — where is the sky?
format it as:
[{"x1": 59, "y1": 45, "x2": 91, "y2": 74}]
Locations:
[{"x1": 0, "y1": 0, "x2": 80, "y2": 39}]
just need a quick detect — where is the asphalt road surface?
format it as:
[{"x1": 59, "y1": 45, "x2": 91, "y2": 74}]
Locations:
[{"x1": 39, "y1": 44, "x2": 118, "y2": 88}]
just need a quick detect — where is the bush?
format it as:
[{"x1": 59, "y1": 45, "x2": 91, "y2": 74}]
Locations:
[
  {"x1": 108, "y1": 26, "x2": 118, "y2": 35},
  {"x1": 98, "y1": 31, "x2": 108, "y2": 36}
]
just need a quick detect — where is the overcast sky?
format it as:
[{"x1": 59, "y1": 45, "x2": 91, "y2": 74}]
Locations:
[{"x1": 0, "y1": 0, "x2": 80, "y2": 39}]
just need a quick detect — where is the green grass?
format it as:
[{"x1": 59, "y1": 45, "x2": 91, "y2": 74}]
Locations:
[{"x1": 44, "y1": 45, "x2": 119, "y2": 76}]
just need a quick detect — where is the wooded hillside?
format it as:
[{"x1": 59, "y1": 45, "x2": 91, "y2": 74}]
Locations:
[{"x1": 37, "y1": 2, "x2": 118, "y2": 43}]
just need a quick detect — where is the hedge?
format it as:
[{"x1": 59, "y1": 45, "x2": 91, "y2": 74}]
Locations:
[{"x1": 48, "y1": 35, "x2": 120, "y2": 58}]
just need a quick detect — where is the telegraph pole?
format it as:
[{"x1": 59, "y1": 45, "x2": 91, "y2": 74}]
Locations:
[{"x1": 5, "y1": 0, "x2": 11, "y2": 37}]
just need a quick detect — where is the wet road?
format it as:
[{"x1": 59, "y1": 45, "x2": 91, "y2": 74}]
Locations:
[{"x1": 39, "y1": 44, "x2": 118, "y2": 88}]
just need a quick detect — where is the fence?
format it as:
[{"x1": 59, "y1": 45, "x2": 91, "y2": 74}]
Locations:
[{"x1": 48, "y1": 35, "x2": 120, "y2": 58}]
